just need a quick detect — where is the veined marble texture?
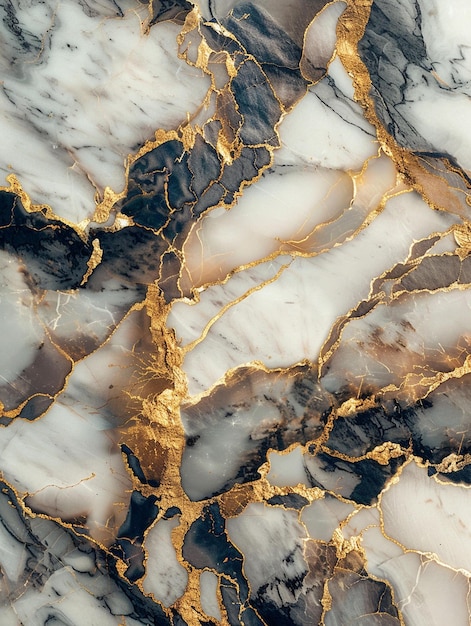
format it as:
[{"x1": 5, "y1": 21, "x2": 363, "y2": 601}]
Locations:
[{"x1": 1, "y1": 0, "x2": 471, "y2": 624}]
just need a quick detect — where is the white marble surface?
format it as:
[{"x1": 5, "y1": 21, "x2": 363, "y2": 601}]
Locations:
[{"x1": 0, "y1": 0, "x2": 209, "y2": 223}]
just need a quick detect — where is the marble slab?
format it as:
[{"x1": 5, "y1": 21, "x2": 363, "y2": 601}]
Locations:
[{"x1": 1, "y1": 0, "x2": 471, "y2": 624}]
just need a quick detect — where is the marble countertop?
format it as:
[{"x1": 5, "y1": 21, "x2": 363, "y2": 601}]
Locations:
[{"x1": 1, "y1": 0, "x2": 471, "y2": 624}]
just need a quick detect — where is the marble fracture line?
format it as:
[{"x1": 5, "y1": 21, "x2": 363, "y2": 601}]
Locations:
[
  {"x1": 0, "y1": 247, "x2": 145, "y2": 424},
  {"x1": 198, "y1": 394, "x2": 469, "y2": 624},
  {"x1": 257, "y1": 458, "x2": 471, "y2": 624},
  {"x1": 179, "y1": 150, "x2": 397, "y2": 297},
  {"x1": 115, "y1": 297, "x2": 375, "y2": 622},
  {"x1": 178, "y1": 50, "x2": 383, "y2": 296},
  {"x1": 319, "y1": 223, "x2": 466, "y2": 367},
  {"x1": 341, "y1": 461, "x2": 471, "y2": 626},
  {"x1": 171, "y1": 211, "x2": 471, "y2": 511},
  {"x1": 95, "y1": 0, "x2": 345, "y2": 304},
  {"x1": 338, "y1": 0, "x2": 471, "y2": 224},
  {"x1": 169, "y1": 185, "x2": 458, "y2": 397},
  {"x1": 4, "y1": 1, "x2": 471, "y2": 625},
  {"x1": 178, "y1": 351, "x2": 427, "y2": 506},
  {"x1": 0, "y1": 3, "x2": 372, "y2": 616},
  {"x1": 0, "y1": 0, "x2": 341, "y2": 325},
  {"x1": 0, "y1": 304, "x2": 169, "y2": 545},
  {"x1": 116, "y1": 309, "x2": 319, "y2": 603},
  {"x1": 319, "y1": 251, "x2": 471, "y2": 410},
  {"x1": 225, "y1": 499, "x2": 405, "y2": 626},
  {"x1": 0, "y1": 0, "x2": 210, "y2": 224},
  {"x1": 0, "y1": 0, "x2": 355, "y2": 315}
]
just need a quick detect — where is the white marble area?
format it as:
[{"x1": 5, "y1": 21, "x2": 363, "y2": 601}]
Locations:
[
  {"x1": 341, "y1": 462, "x2": 471, "y2": 626},
  {"x1": 172, "y1": 187, "x2": 456, "y2": 395},
  {"x1": 404, "y1": 0, "x2": 471, "y2": 169},
  {"x1": 142, "y1": 516, "x2": 188, "y2": 606},
  {"x1": 0, "y1": 0, "x2": 210, "y2": 223},
  {"x1": 226, "y1": 503, "x2": 308, "y2": 608}
]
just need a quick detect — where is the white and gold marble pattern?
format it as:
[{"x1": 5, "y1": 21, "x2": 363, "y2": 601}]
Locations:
[{"x1": 1, "y1": 0, "x2": 471, "y2": 624}]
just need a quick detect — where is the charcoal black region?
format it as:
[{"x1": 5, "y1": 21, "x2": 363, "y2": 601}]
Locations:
[
  {"x1": 326, "y1": 399, "x2": 471, "y2": 468},
  {"x1": 117, "y1": 491, "x2": 159, "y2": 543},
  {"x1": 180, "y1": 370, "x2": 330, "y2": 502},
  {"x1": 171, "y1": 614, "x2": 193, "y2": 626},
  {"x1": 92, "y1": 226, "x2": 164, "y2": 288},
  {"x1": 183, "y1": 504, "x2": 246, "y2": 582},
  {"x1": 0, "y1": 192, "x2": 160, "y2": 303},
  {"x1": 183, "y1": 371, "x2": 471, "y2": 504},
  {"x1": 0, "y1": 191, "x2": 91, "y2": 290},
  {"x1": 247, "y1": 601, "x2": 296, "y2": 626},
  {"x1": 312, "y1": 398, "x2": 471, "y2": 501},
  {"x1": 0, "y1": 2, "x2": 312, "y2": 302},
  {"x1": 440, "y1": 465, "x2": 471, "y2": 484},
  {"x1": 223, "y1": 3, "x2": 304, "y2": 70},
  {"x1": 305, "y1": 451, "x2": 405, "y2": 506},
  {"x1": 222, "y1": 2, "x2": 309, "y2": 108},
  {"x1": 143, "y1": 0, "x2": 193, "y2": 26},
  {"x1": 220, "y1": 579, "x2": 266, "y2": 626},
  {"x1": 119, "y1": 95, "x2": 279, "y2": 246},
  {"x1": 18, "y1": 395, "x2": 54, "y2": 420},
  {"x1": 105, "y1": 552, "x2": 172, "y2": 626},
  {"x1": 326, "y1": 404, "x2": 412, "y2": 458},
  {"x1": 163, "y1": 506, "x2": 182, "y2": 519},
  {"x1": 116, "y1": 1, "x2": 311, "y2": 255},
  {"x1": 183, "y1": 503, "x2": 263, "y2": 624},
  {"x1": 358, "y1": 1, "x2": 471, "y2": 208},
  {"x1": 266, "y1": 494, "x2": 309, "y2": 509},
  {"x1": 326, "y1": 571, "x2": 401, "y2": 625},
  {"x1": 114, "y1": 491, "x2": 159, "y2": 582},
  {"x1": 358, "y1": 0, "x2": 435, "y2": 151}
]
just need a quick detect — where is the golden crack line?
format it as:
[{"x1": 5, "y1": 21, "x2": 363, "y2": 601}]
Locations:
[
  {"x1": 123, "y1": 286, "x2": 219, "y2": 620},
  {"x1": 178, "y1": 238, "x2": 292, "y2": 306},
  {"x1": 0, "y1": 314, "x2": 76, "y2": 423},
  {"x1": 300, "y1": 0, "x2": 346, "y2": 87},
  {"x1": 330, "y1": 520, "x2": 406, "y2": 625},
  {"x1": 377, "y1": 458, "x2": 471, "y2": 579},
  {"x1": 68, "y1": 298, "x2": 148, "y2": 365},
  {"x1": 177, "y1": 159, "x2": 400, "y2": 299},
  {"x1": 178, "y1": 154, "x2": 407, "y2": 307},
  {"x1": 181, "y1": 360, "x2": 312, "y2": 408},
  {"x1": 316, "y1": 189, "x2": 414, "y2": 373},
  {"x1": 0, "y1": 477, "x2": 115, "y2": 557},
  {"x1": 380, "y1": 354, "x2": 471, "y2": 401},
  {"x1": 318, "y1": 228, "x2": 460, "y2": 376},
  {"x1": 80, "y1": 237, "x2": 103, "y2": 286},
  {"x1": 1, "y1": 175, "x2": 88, "y2": 239},
  {"x1": 0, "y1": 393, "x2": 52, "y2": 421},
  {"x1": 318, "y1": 442, "x2": 408, "y2": 467},
  {"x1": 24, "y1": 473, "x2": 96, "y2": 498},
  {"x1": 391, "y1": 277, "x2": 471, "y2": 302},
  {"x1": 180, "y1": 259, "x2": 292, "y2": 355},
  {"x1": 337, "y1": 0, "x2": 471, "y2": 219}
]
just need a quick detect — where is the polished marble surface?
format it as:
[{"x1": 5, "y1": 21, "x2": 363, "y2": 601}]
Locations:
[{"x1": 1, "y1": 0, "x2": 471, "y2": 624}]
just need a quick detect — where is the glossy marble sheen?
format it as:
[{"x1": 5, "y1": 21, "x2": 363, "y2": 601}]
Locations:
[{"x1": 1, "y1": 0, "x2": 471, "y2": 624}]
